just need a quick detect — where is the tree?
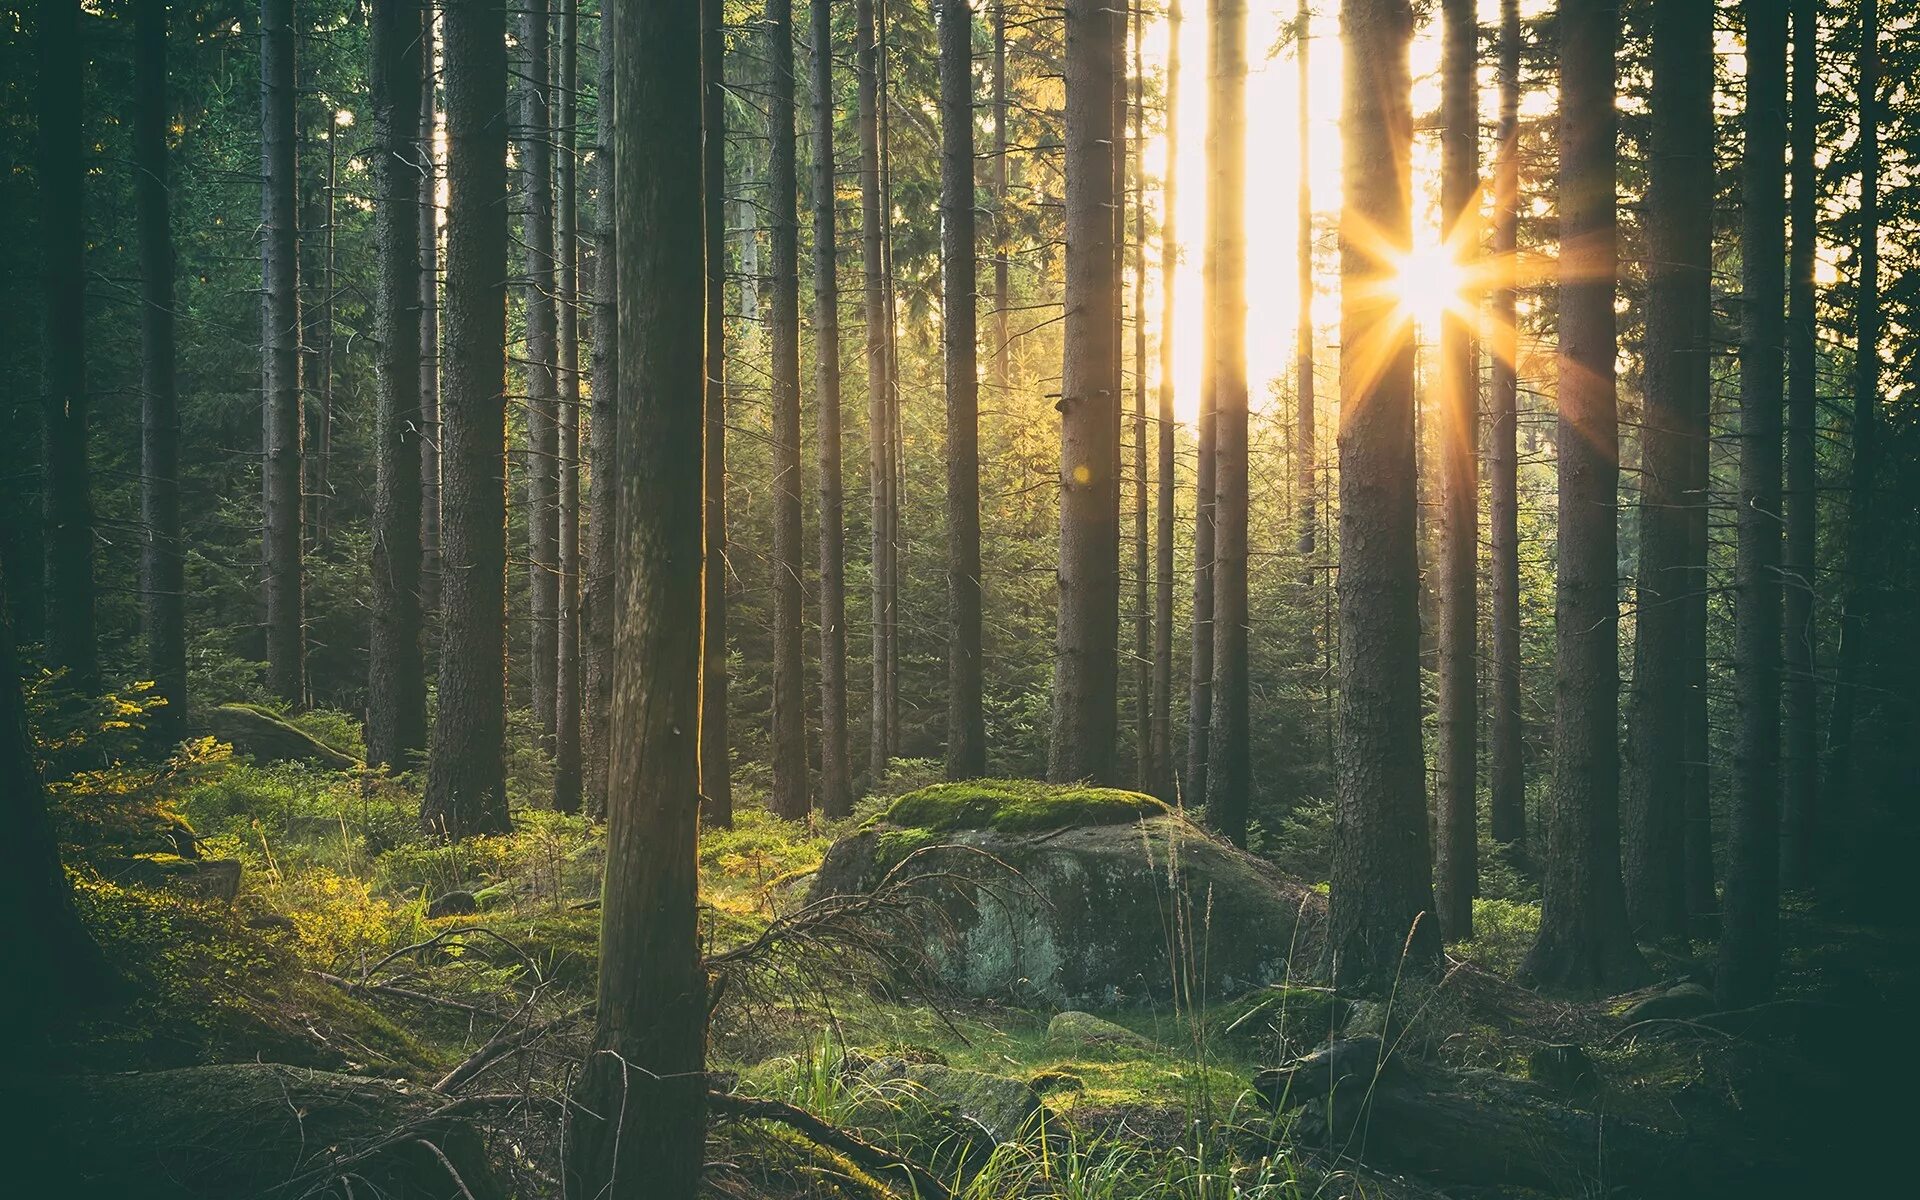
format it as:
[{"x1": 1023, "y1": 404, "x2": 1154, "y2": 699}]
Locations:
[
  {"x1": 767, "y1": 0, "x2": 810, "y2": 820},
  {"x1": 1519, "y1": 0, "x2": 1646, "y2": 994},
  {"x1": 1434, "y1": 0, "x2": 1479, "y2": 941},
  {"x1": 422, "y1": 0, "x2": 511, "y2": 840},
  {"x1": 366, "y1": 0, "x2": 428, "y2": 772},
  {"x1": 1327, "y1": 0, "x2": 1439, "y2": 986},
  {"x1": 1780, "y1": 0, "x2": 1818, "y2": 890},
  {"x1": 554, "y1": 0, "x2": 584, "y2": 813},
  {"x1": 814, "y1": 0, "x2": 853, "y2": 813},
  {"x1": 1050, "y1": 0, "x2": 1122, "y2": 785},
  {"x1": 135, "y1": 0, "x2": 185, "y2": 745},
  {"x1": 1150, "y1": 0, "x2": 1184, "y2": 805},
  {"x1": 1204, "y1": 0, "x2": 1250, "y2": 846},
  {"x1": 702, "y1": 0, "x2": 734, "y2": 826},
  {"x1": 1718, "y1": 0, "x2": 1788, "y2": 1008},
  {"x1": 1294, "y1": 0, "x2": 1314, "y2": 569},
  {"x1": 991, "y1": 1, "x2": 1011, "y2": 397},
  {"x1": 859, "y1": 0, "x2": 895, "y2": 787},
  {"x1": 259, "y1": 0, "x2": 304, "y2": 707},
  {"x1": 1624, "y1": 0, "x2": 1714, "y2": 942},
  {"x1": 584, "y1": 0, "x2": 619, "y2": 818},
  {"x1": 563, "y1": 0, "x2": 707, "y2": 1186},
  {"x1": 420, "y1": 12, "x2": 442, "y2": 622},
  {"x1": 942, "y1": 0, "x2": 987, "y2": 780},
  {"x1": 1487, "y1": 0, "x2": 1525, "y2": 847},
  {"x1": 1131, "y1": 0, "x2": 1151, "y2": 792},
  {"x1": 520, "y1": 0, "x2": 560, "y2": 748}
]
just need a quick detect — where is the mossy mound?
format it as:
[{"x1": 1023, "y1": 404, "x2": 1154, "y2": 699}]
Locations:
[{"x1": 880, "y1": 779, "x2": 1168, "y2": 834}]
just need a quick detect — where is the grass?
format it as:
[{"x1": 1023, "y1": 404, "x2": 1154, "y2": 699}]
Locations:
[{"x1": 881, "y1": 779, "x2": 1170, "y2": 833}]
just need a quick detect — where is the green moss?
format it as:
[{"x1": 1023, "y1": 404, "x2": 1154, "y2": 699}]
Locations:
[{"x1": 880, "y1": 779, "x2": 1168, "y2": 834}]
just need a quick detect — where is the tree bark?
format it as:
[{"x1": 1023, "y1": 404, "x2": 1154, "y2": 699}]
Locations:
[
  {"x1": 1204, "y1": 0, "x2": 1249, "y2": 846},
  {"x1": 1519, "y1": 0, "x2": 1646, "y2": 995},
  {"x1": 554, "y1": 0, "x2": 584, "y2": 813},
  {"x1": 583, "y1": 0, "x2": 619, "y2": 819},
  {"x1": 941, "y1": 0, "x2": 987, "y2": 781},
  {"x1": 991, "y1": 3, "x2": 1011, "y2": 397},
  {"x1": 702, "y1": 0, "x2": 734, "y2": 826},
  {"x1": 1049, "y1": 0, "x2": 1123, "y2": 786},
  {"x1": 563, "y1": 0, "x2": 708, "y2": 1185},
  {"x1": 135, "y1": 0, "x2": 185, "y2": 745},
  {"x1": 814, "y1": 0, "x2": 854, "y2": 813},
  {"x1": 1780, "y1": 0, "x2": 1817, "y2": 891},
  {"x1": 858, "y1": 0, "x2": 893, "y2": 789},
  {"x1": 767, "y1": 0, "x2": 810, "y2": 820},
  {"x1": 520, "y1": 0, "x2": 560, "y2": 748},
  {"x1": 420, "y1": 12, "x2": 442, "y2": 623},
  {"x1": 1717, "y1": 0, "x2": 1788, "y2": 1009},
  {"x1": 1131, "y1": 0, "x2": 1151, "y2": 792},
  {"x1": 1294, "y1": 0, "x2": 1314, "y2": 570},
  {"x1": 1151, "y1": 0, "x2": 1183, "y2": 805},
  {"x1": 366, "y1": 0, "x2": 429, "y2": 773},
  {"x1": 259, "y1": 0, "x2": 304, "y2": 707},
  {"x1": 1625, "y1": 0, "x2": 1713, "y2": 942},
  {"x1": 423, "y1": 0, "x2": 512, "y2": 840},
  {"x1": 1328, "y1": 0, "x2": 1439, "y2": 987},
  {"x1": 1434, "y1": 0, "x2": 1478, "y2": 943},
  {"x1": 1487, "y1": 0, "x2": 1524, "y2": 848}
]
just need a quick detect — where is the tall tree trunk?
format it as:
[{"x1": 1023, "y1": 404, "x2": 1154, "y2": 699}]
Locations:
[
  {"x1": 701, "y1": 0, "x2": 734, "y2": 826},
  {"x1": 991, "y1": 2, "x2": 1010, "y2": 396},
  {"x1": 813, "y1": 0, "x2": 854, "y2": 812},
  {"x1": 1624, "y1": 0, "x2": 1712, "y2": 943},
  {"x1": 583, "y1": 0, "x2": 618, "y2": 819},
  {"x1": 1185, "y1": 1, "x2": 1219, "y2": 812},
  {"x1": 1823, "y1": 0, "x2": 1880, "y2": 873},
  {"x1": 1150, "y1": 0, "x2": 1182, "y2": 805},
  {"x1": 259, "y1": 0, "x2": 304, "y2": 707},
  {"x1": 562, "y1": 0, "x2": 706, "y2": 1185},
  {"x1": 1487, "y1": 0, "x2": 1524, "y2": 847},
  {"x1": 1779, "y1": 0, "x2": 1817, "y2": 891},
  {"x1": 367, "y1": 0, "x2": 428, "y2": 772},
  {"x1": 420, "y1": 13, "x2": 442, "y2": 622},
  {"x1": 1131, "y1": 0, "x2": 1151, "y2": 791},
  {"x1": 1204, "y1": 0, "x2": 1249, "y2": 845},
  {"x1": 1294, "y1": 0, "x2": 1314, "y2": 568},
  {"x1": 1328, "y1": 0, "x2": 1439, "y2": 987},
  {"x1": 135, "y1": 0, "x2": 185, "y2": 744},
  {"x1": 859, "y1": 0, "x2": 893, "y2": 788},
  {"x1": 879, "y1": 3, "x2": 902, "y2": 762},
  {"x1": 941, "y1": 0, "x2": 987, "y2": 781},
  {"x1": 554, "y1": 0, "x2": 583, "y2": 813},
  {"x1": 520, "y1": 0, "x2": 560, "y2": 748},
  {"x1": 313, "y1": 117, "x2": 336, "y2": 545},
  {"x1": 767, "y1": 0, "x2": 810, "y2": 820},
  {"x1": 422, "y1": 0, "x2": 511, "y2": 840},
  {"x1": 1519, "y1": 0, "x2": 1646, "y2": 995},
  {"x1": 1434, "y1": 0, "x2": 1478, "y2": 942},
  {"x1": 1717, "y1": 0, "x2": 1788, "y2": 1009},
  {"x1": 1049, "y1": 0, "x2": 1122, "y2": 785}
]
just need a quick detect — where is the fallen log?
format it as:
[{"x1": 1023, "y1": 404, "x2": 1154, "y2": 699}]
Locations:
[{"x1": 206, "y1": 703, "x2": 359, "y2": 770}]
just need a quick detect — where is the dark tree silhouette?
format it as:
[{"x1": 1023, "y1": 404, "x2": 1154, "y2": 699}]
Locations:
[
  {"x1": 519, "y1": 0, "x2": 560, "y2": 748},
  {"x1": 702, "y1": 0, "x2": 734, "y2": 826},
  {"x1": 259, "y1": 0, "x2": 304, "y2": 707},
  {"x1": 1151, "y1": 0, "x2": 1184, "y2": 805},
  {"x1": 1487, "y1": 0, "x2": 1525, "y2": 847},
  {"x1": 1780, "y1": 0, "x2": 1818, "y2": 890},
  {"x1": 814, "y1": 0, "x2": 853, "y2": 812},
  {"x1": 554, "y1": 0, "x2": 584, "y2": 813},
  {"x1": 584, "y1": 0, "x2": 619, "y2": 818}
]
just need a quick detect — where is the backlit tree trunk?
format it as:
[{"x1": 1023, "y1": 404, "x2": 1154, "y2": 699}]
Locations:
[
  {"x1": 1151, "y1": 0, "x2": 1183, "y2": 804},
  {"x1": 1294, "y1": 0, "x2": 1314, "y2": 569},
  {"x1": 814, "y1": 0, "x2": 853, "y2": 813},
  {"x1": 701, "y1": 0, "x2": 734, "y2": 826},
  {"x1": 1487, "y1": 0, "x2": 1524, "y2": 847},
  {"x1": 1780, "y1": 0, "x2": 1818, "y2": 891},
  {"x1": 260, "y1": 0, "x2": 304, "y2": 707},
  {"x1": 858, "y1": 0, "x2": 893, "y2": 788},
  {"x1": 1132, "y1": 0, "x2": 1152, "y2": 791},
  {"x1": 554, "y1": 0, "x2": 584, "y2": 813},
  {"x1": 583, "y1": 0, "x2": 618, "y2": 818},
  {"x1": 520, "y1": 0, "x2": 560, "y2": 747},
  {"x1": 420, "y1": 12, "x2": 442, "y2": 622}
]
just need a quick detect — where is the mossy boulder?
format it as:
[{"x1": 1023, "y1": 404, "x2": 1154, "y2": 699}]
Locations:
[
  {"x1": 1047, "y1": 1010, "x2": 1152, "y2": 1051},
  {"x1": 206, "y1": 703, "x2": 359, "y2": 770},
  {"x1": 812, "y1": 783, "x2": 1325, "y2": 1006},
  {"x1": 855, "y1": 1056, "x2": 1043, "y2": 1143}
]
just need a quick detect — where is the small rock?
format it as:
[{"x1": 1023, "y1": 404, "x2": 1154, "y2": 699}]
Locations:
[
  {"x1": 1047, "y1": 1010, "x2": 1150, "y2": 1050},
  {"x1": 1529, "y1": 1043, "x2": 1597, "y2": 1091},
  {"x1": 426, "y1": 890, "x2": 479, "y2": 919},
  {"x1": 1620, "y1": 981, "x2": 1716, "y2": 1025}
]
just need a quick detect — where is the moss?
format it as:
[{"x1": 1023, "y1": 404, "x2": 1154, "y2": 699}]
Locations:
[
  {"x1": 704, "y1": 1123, "x2": 895, "y2": 1200},
  {"x1": 880, "y1": 779, "x2": 1169, "y2": 834}
]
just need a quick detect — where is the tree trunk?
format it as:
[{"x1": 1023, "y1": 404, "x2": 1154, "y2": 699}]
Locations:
[
  {"x1": 858, "y1": 0, "x2": 893, "y2": 789},
  {"x1": 554, "y1": 0, "x2": 584, "y2": 813},
  {"x1": 135, "y1": 0, "x2": 185, "y2": 745},
  {"x1": 941, "y1": 0, "x2": 987, "y2": 781},
  {"x1": 1519, "y1": 0, "x2": 1646, "y2": 995},
  {"x1": 1049, "y1": 0, "x2": 1122, "y2": 786},
  {"x1": 259, "y1": 0, "x2": 304, "y2": 707},
  {"x1": 1151, "y1": 0, "x2": 1183, "y2": 805},
  {"x1": 420, "y1": 12, "x2": 442, "y2": 623},
  {"x1": 1131, "y1": 0, "x2": 1151, "y2": 792},
  {"x1": 1779, "y1": 0, "x2": 1817, "y2": 891},
  {"x1": 583, "y1": 0, "x2": 619, "y2": 819},
  {"x1": 313, "y1": 117, "x2": 336, "y2": 546},
  {"x1": 879, "y1": 5, "x2": 903, "y2": 764},
  {"x1": 422, "y1": 0, "x2": 511, "y2": 840},
  {"x1": 366, "y1": 0, "x2": 428, "y2": 773},
  {"x1": 1434, "y1": 0, "x2": 1478, "y2": 943},
  {"x1": 702, "y1": 0, "x2": 734, "y2": 826},
  {"x1": 1328, "y1": 0, "x2": 1439, "y2": 987},
  {"x1": 1487, "y1": 0, "x2": 1524, "y2": 847},
  {"x1": 1717, "y1": 0, "x2": 1787, "y2": 1009},
  {"x1": 520, "y1": 0, "x2": 560, "y2": 748},
  {"x1": 1204, "y1": 0, "x2": 1249, "y2": 846},
  {"x1": 1625, "y1": 0, "x2": 1713, "y2": 942},
  {"x1": 814, "y1": 0, "x2": 853, "y2": 813},
  {"x1": 1294, "y1": 0, "x2": 1314, "y2": 570},
  {"x1": 563, "y1": 0, "x2": 707, "y2": 1185},
  {"x1": 767, "y1": 0, "x2": 810, "y2": 820},
  {"x1": 991, "y1": 3, "x2": 1011, "y2": 397}
]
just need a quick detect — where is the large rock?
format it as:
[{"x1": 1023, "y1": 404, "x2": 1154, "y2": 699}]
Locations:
[
  {"x1": 809, "y1": 785, "x2": 1326, "y2": 1006},
  {"x1": 102, "y1": 854, "x2": 243, "y2": 903},
  {"x1": 1047, "y1": 1010, "x2": 1151, "y2": 1051},
  {"x1": 856, "y1": 1057, "x2": 1042, "y2": 1143},
  {"x1": 207, "y1": 703, "x2": 359, "y2": 770}
]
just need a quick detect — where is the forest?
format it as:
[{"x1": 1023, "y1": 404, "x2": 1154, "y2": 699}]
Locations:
[{"x1": 4, "y1": 0, "x2": 1917, "y2": 1195}]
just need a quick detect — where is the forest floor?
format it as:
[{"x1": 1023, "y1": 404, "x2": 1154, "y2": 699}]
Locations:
[{"x1": 28, "y1": 704, "x2": 1917, "y2": 1199}]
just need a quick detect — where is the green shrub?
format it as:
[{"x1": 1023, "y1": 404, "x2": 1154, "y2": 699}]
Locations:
[{"x1": 1456, "y1": 897, "x2": 1542, "y2": 975}]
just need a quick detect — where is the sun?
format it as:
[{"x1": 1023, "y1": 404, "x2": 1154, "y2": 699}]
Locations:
[{"x1": 1394, "y1": 243, "x2": 1471, "y2": 327}]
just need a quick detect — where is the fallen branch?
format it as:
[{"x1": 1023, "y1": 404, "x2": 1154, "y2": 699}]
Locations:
[
  {"x1": 435, "y1": 1003, "x2": 592, "y2": 1094},
  {"x1": 706, "y1": 1090, "x2": 952, "y2": 1200}
]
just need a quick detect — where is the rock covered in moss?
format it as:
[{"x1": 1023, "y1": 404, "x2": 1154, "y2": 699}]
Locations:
[
  {"x1": 1047, "y1": 1010, "x2": 1151, "y2": 1050},
  {"x1": 101, "y1": 853, "x2": 243, "y2": 903},
  {"x1": 811, "y1": 783, "x2": 1326, "y2": 1006},
  {"x1": 855, "y1": 1056, "x2": 1043, "y2": 1143},
  {"x1": 206, "y1": 703, "x2": 359, "y2": 770}
]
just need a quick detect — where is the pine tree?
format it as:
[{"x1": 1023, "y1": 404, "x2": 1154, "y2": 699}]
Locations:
[
  {"x1": 814, "y1": 0, "x2": 854, "y2": 812},
  {"x1": 584, "y1": 0, "x2": 619, "y2": 818},
  {"x1": 519, "y1": 0, "x2": 560, "y2": 747},
  {"x1": 1487, "y1": 0, "x2": 1525, "y2": 847},
  {"x1": 554, "y1": 0, "x2": 584, "y2": 812},
  {"x1": 259, "y1": 0, "x2": 304, "y2": 707},
  {"x1": 1780, "y1": 0, "x2": 1818, "y2": 889},
  {"x1": 1151, "y1": 0, "x2": 1184, "y2": 805},
  {"x1": 701, "y1": 0, "x2": 734, "y2": 826}
]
